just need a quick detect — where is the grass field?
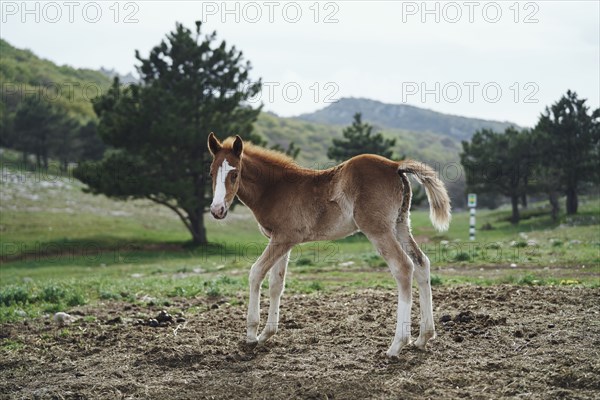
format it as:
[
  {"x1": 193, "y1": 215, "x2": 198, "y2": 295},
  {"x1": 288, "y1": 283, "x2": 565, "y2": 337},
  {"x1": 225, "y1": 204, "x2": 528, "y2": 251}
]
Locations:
[{"x1": 1, "y1": 156, "x2": 598, "y2": 324}]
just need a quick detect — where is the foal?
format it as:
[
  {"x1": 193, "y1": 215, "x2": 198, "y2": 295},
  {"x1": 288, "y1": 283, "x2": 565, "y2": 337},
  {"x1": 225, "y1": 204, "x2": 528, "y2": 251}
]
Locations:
[{"x1": 207, "y1": 133, "x2": 451, "y2": 357}]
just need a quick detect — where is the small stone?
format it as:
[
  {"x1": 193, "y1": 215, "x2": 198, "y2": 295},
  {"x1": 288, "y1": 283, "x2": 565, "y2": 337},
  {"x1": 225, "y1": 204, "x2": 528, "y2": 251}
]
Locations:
[
  {"x1": 548, "y1": 323, "x2": 555, "y2": 328},
  {"x1": 514, "y1": 330, "x2": 524, "y2": 338},
  {"x1": 176, "y1": 317, "x2": 186, "y2": 323},
  {"x1": 211, "y1": 303, "x2": 219, "y2": 310},
  {"x1": 453, "y1": 335, "x2": 464, "y2": 343},
  {"x1": 53, "y1": 312, "x2": 72, "y2": 326},
  {"x1": 148, "y1": 319, "x2": 159, "y2": 327}
]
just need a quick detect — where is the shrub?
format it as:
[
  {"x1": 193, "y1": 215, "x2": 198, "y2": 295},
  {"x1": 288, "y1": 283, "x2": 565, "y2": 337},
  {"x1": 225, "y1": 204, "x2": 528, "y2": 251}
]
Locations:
[{"x1": 0, "y1": 286, "x2": 31, "y2": 306}]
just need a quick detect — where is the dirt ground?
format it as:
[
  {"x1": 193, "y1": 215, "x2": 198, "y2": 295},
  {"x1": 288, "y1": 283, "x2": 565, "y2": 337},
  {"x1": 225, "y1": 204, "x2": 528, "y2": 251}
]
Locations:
[{"x1": 1, "y1": 285, "x2": 599, "y2": 399}]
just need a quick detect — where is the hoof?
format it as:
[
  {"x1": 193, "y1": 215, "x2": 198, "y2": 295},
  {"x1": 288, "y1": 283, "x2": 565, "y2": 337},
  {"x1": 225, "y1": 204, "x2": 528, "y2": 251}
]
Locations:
[
  {"x1": 414, "y1": 331, "x2": 436, "y2": 349},
  {"x1": 257, "y1": 335, "x2": 270, "y2": 345},
  {"x1": 386, "y1": 338, "x2": 411, "y2": 358},
  {"x1": 258, "y1": 327, "x2": 277, "y2": 345},
  {"x1": 246, "y1": 337, "x2": 258, "y2": 346}
]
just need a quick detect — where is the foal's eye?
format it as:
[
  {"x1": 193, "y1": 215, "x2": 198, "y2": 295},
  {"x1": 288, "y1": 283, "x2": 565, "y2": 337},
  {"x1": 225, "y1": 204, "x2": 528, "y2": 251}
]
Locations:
[{"x1": 230, "y1": 171, "x2": 238, "y2": 181}]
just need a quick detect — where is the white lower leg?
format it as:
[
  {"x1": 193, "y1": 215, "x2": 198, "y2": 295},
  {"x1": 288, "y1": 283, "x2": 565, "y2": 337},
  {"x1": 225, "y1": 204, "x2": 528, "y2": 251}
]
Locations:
[
  {"x1": 246, "y1": 264, "x2": 262, "y2": 343},
  {"x1": 414, "y1": 257, "x2": 435, "y2": 348},
  {"x1": 258, "y1": 251, "x2": 289, "y2": 344},
  {"x1": 387, "y1": 292, "x2": 412, "y2": 357}
]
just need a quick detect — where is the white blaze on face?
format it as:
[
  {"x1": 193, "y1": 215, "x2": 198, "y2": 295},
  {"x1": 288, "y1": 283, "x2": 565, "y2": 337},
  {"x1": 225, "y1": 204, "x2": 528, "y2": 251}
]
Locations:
[{"x1": 211, "y1": 159, "x2": 236, "y2": 211}]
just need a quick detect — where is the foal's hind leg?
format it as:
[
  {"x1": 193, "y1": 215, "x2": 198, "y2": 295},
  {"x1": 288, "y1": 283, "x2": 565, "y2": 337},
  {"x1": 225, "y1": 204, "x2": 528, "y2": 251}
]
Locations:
[
  {"x1": 258, "y1": 250, "x2": 291, "y2": 344},
  {"x1": 396, "y1": 220, "x2": 436, "y2": 349},
  {"x1": 365, "y1": 231, "x2": 415, "y2": 357}
]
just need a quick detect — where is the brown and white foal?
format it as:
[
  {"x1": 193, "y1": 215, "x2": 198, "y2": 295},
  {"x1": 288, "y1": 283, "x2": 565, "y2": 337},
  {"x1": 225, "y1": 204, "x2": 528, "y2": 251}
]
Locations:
[{"x1": 207, "y1": 133, "x2": 451, "y2": 357}]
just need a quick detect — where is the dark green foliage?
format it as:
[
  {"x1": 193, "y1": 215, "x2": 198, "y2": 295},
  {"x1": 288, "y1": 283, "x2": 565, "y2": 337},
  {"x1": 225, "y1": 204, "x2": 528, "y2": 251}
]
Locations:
[
  {"x1": 1, "y1": 39, "x2": 110, "y2": 168},
  {"x1": 296, "y1": 257, "x2": 314, "y2": 266},
  {"x1": 76, "y1": 121, "x2": 105, "y2": 161},
  {"x1": 327, "y1": 113, "x2": 396, "y2": 162},
  {"x1": 460, "y1": 127, "x2": 533, "y2": 224},
  {"x1": 74, "y1": 22, "x2": 262, "y2": 245},
  {"x1": 12, "y1": 96, "x2": 79, "y2": 169},
  {"x1": 0, "y1": 286, "x2": 31, "y2": 306},
  {"x1": 430, "y1": 275, "x2": 443, "y2": 286},
  {"x1": 533, "y1": 90, "x2": 600, "y2": 215},
  {"x1": 460, "y1": 90, "x2": 599, "y2": 224},
  {"x1": 454, "y1": 252, "x2": 471, "y2": 262}
]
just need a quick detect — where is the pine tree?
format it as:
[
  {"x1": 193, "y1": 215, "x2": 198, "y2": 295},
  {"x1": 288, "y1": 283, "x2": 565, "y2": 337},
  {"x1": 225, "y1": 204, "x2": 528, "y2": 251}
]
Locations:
[
  {"x1": 460, "y1": 127, "x2": 533, "y2": 224},
  {"x1": 327, "y1": 113, "x2": 396, "y2": 162},
  {"x1": 534, "y1": 90, "x2": 600, "y2": 215},
  {"x1": 74, "y1": 22, "x2": 262, "y2": 245}
]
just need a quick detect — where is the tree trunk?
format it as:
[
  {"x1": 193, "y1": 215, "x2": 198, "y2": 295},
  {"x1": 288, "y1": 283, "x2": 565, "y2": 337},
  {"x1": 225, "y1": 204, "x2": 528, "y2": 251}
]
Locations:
[
  {"x1": 188, "y1": 212, "x2": 207, "y2": 246},
  {"x1": 190, "y1": 169, "x2": 208, "y2": 245},
  {"x1": 510, "y1": 195, "x2": 520, "y2": 224},
  {"x1": 566, "y1": 186, "x2": 578, "y2": 214},
  {"x1": 521, "y1": 193, "x2": 527, "y2": 209},
  {"x1": 549, "y1": 191, "x2": 559, "y2": 221}
]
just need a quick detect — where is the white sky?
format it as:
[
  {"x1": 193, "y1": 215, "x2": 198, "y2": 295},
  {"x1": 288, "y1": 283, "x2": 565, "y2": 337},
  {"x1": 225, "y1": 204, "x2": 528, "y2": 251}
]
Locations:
[{"x1": 1, "y1": 0, "x2": 598, "y2": 127}]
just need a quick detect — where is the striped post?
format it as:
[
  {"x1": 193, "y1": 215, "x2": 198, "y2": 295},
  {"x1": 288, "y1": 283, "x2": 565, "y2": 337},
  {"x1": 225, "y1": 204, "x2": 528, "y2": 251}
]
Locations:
[{"x1": 469, "y1": 207, "x2": 476, "y2": 241}]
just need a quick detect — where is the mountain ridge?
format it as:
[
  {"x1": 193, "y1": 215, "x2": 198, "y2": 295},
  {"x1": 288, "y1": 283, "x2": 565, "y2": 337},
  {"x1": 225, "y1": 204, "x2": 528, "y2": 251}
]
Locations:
[{"x1": 294, "y1": 97, "x2": 518, "y2": 141}]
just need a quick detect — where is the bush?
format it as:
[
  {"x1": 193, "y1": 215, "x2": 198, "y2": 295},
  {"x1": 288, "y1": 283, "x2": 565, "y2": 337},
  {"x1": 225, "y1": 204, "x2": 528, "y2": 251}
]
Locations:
[
  {"x1": 430, "y1": 275, "x2": 443, "y2": 286},
  {"x1": 454, "y1": 252, "x2": 471, "y2": 262},
  {"x1": 296, "y1": 257, "x2": 314, "y2": 266},
  {"x1": 362, "y1": 253, "x2": 387, "y2": 268},
  {"x1": 0, "y1": 286, "x2": 31, "y2": 306},
  {"x1": 38, "y1": 285, "x2": 67, "y2": 303}
]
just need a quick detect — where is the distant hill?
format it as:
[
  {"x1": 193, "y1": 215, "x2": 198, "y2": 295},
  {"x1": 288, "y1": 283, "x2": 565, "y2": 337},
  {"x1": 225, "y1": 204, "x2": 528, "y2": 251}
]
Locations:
[
  {"x1": 0, "y1": 39, "x2": 112, "y2": 121},
  {"x1": 254, "y1": 112, "x2": 460, "y2": 167},
  {"x1": 0, "y1": 39, "x2": 472, "y2": 205},
  {"x1": 295, "y1": 97, "x2": 518, "y2": 141}
]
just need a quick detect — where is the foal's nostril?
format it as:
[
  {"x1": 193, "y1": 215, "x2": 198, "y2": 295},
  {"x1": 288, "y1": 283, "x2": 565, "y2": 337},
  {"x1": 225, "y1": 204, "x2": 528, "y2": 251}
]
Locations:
[{"x1": 219, "y1": 206, "x2": 225, "y2": 215}]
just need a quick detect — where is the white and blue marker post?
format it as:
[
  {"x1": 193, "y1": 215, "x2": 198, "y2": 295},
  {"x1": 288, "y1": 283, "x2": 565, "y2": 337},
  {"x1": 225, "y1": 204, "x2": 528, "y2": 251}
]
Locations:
[{"x1": 468, "y1": 193, "x2": 477, "y2": 241}]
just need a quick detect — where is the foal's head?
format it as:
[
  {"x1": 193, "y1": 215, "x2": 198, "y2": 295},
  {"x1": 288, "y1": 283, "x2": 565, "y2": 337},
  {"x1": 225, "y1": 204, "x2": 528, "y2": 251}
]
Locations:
[{"x1": 207, "y1": 132, "x2": 244, "y2": 219}]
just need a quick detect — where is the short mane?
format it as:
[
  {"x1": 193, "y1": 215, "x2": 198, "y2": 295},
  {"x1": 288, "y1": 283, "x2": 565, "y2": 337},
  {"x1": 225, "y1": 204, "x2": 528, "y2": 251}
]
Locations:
[{"x1": 222, "y1": 137, "x2": 300, "y2": 168}]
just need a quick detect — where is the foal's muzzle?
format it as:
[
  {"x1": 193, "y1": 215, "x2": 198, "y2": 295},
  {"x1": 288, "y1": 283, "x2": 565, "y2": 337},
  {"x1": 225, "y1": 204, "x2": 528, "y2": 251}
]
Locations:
[{"x1": 210, "y1": 204, "x2": 228, "y2": 219}]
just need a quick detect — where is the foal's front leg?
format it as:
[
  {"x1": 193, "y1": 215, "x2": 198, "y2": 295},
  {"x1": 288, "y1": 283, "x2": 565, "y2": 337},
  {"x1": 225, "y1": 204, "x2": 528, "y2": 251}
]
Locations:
[
  {"x1": 246, "y1": 241, "x2": 291, "y2": 344},
  {"x1": 258, "y1": 250, "x2": 291, "y2": 344}
]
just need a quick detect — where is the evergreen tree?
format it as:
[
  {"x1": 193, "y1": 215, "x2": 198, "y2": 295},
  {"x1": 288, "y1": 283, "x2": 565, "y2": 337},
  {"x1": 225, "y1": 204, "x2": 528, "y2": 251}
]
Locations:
[
  {"x1": 327, "y1": 113, "x2": 396, "y2": 162},
  {"x1": 75, "y1": 121, "x2": 105, "y2": 162},
  {"x1": 460, "y1": 127, "x2": 533, "y2": 224},
  {"x1": 534, "y1": 90, "x2": 600, "y2": 215},
  {"x1": 74, "y1": 22, "x2": 262, "y2": 245},
  {"x1": 13, "y1": 96, "x2": 77, "y2": 169}
]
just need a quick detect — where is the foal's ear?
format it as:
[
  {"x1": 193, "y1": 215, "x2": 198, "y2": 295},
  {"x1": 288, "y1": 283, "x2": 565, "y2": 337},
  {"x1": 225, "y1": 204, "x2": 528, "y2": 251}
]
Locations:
[
  {"x1": 232, "y1": 135, "x2": 244, "y2": 158},
  {"x1": 207, "y1": 132, "x2": 222, "y2": 156}
]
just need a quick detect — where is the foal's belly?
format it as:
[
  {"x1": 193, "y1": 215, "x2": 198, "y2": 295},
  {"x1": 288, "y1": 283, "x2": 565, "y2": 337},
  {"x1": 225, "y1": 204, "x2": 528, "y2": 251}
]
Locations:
[{"x1": 304, "y1": 202, "x2": 358, "y2": 242}]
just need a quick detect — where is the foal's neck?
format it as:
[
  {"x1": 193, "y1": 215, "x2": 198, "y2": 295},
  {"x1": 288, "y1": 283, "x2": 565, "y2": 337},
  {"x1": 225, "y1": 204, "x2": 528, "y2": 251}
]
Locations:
[{"x1": 236, "y1": 153, "x2": 301, "y2": 209}]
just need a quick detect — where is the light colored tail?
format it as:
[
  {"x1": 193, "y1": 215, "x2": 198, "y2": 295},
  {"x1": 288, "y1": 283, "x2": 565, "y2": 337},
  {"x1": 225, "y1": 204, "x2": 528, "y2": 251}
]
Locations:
[{"x1": 398, "y1": 160, "x2": 451, "y2": 232}]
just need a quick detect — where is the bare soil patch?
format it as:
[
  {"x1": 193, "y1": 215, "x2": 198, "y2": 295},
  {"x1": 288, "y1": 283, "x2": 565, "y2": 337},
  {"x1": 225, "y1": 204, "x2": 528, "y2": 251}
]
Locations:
[{"x1": 1, "y1": 285, "x2": 599, "y2": 399}]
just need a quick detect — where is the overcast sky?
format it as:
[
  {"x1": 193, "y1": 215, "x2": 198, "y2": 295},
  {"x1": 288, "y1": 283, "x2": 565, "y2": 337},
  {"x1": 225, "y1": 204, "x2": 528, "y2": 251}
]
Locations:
[{"x1": 2, "y1": 1, "x2": 598, "y2": 127}]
